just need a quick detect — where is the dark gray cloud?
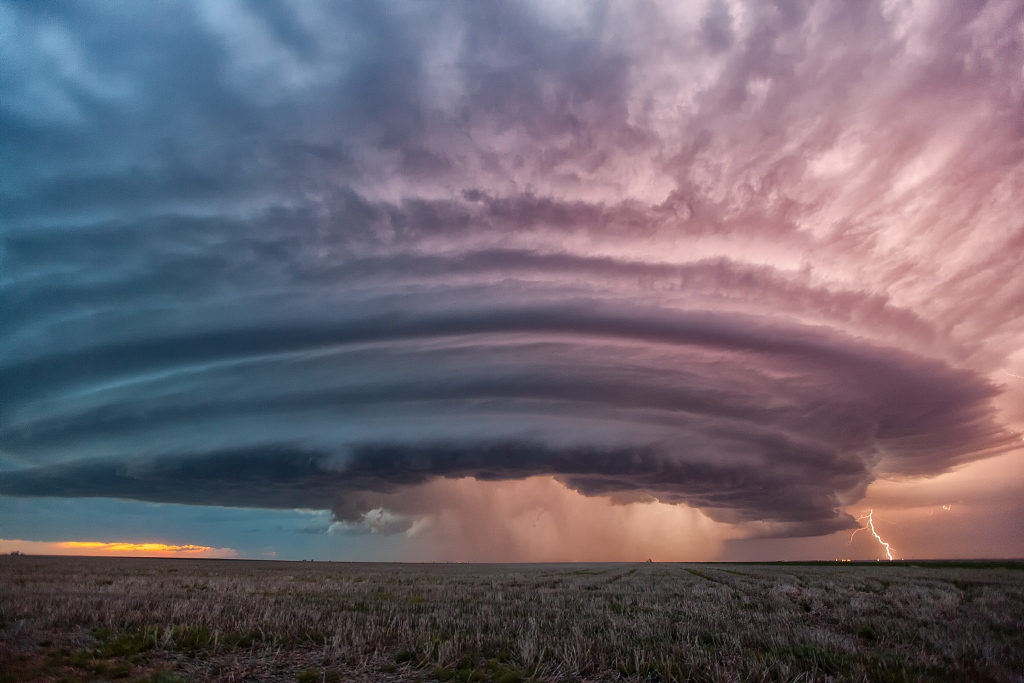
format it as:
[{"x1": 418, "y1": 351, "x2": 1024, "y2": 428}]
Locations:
[
  {"x1": 1, "y1": 0, "x2": 1022, "y2": 547},
  {"x1": 0, "y1": 306, "x2": 1012, "y2": 535},
  {"x1": 0, "y1": 439, "x2": 870, "y2": 536}
]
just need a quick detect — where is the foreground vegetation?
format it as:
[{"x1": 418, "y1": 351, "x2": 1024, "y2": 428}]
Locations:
[{"x1": 1, "y1": 556, "x2": 1022, "y2": 682}]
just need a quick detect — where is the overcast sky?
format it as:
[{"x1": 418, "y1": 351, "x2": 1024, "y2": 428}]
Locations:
[{"x1": 2, "y1": 0, "x2": 1023, "y2": 561}]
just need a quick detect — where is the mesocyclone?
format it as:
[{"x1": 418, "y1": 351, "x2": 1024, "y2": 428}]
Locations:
[{"x1": 1, "y1": 0, "x2": 1022, "y2": 557}]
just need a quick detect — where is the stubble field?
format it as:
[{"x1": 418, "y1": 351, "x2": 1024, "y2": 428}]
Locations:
[{"x1": 1, "y1": 556, "x2": 1022, "y2": 683}]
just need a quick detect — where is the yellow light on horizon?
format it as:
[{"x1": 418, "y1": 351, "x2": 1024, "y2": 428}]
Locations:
[
  {"x1": 57, "y1": 541, "x2": 214, "y2": 553},
  {"x1": 0, "y1": 538, "x2": 237, "y2": 558}
]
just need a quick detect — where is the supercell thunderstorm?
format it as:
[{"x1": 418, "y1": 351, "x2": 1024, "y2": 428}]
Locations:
[{"x1": 1, "y1": 1, "x2": 1023, "y2": 552}]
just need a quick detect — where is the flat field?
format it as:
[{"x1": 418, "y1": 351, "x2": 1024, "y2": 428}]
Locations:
[{"x1": 1, "y1": 556, "x2": 1022, "y2": 683}]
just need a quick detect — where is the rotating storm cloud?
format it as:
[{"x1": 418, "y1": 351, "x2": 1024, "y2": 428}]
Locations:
[{"x1": 1, "y1": 0, "x2": 1023, "y2": 560}]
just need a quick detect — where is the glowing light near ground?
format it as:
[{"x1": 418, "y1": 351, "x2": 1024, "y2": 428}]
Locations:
[
  {"x1": 848, "y1": 510, "x2": 896, "y2": 560},
  {"x1": 57, "y1": 542, "x2": 213, "y2": 553},
  {"x1": 0, "y1": 538, "x2": 237, "y2": 558}
]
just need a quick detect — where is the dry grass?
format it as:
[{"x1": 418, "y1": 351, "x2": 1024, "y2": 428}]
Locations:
[{"x1": 1, "y1": 556, "x2": 1022, "y2": 682}]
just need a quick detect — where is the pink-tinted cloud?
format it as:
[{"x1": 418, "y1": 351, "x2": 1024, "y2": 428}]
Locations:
[
  {"x1": 396, "y1": 476, "x2": 730, "y2": 562},
  {"x1": 1, "y1": 0, "x2": 1022, "y2": 559}
]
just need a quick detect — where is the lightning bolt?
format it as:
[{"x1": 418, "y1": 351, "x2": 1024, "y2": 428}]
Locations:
[{"x1": 847, "y1": 510, "x2": 895, "y2": 560}]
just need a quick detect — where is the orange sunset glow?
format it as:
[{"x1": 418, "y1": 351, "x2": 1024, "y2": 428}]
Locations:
[
  {"x1": 59, "y1": 541, "x2": 215, "y2": 553},
  {"x1": 0, "y1": 539, "x2": 237, "y2": 558}
]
